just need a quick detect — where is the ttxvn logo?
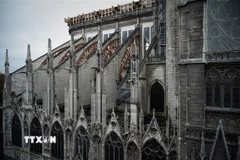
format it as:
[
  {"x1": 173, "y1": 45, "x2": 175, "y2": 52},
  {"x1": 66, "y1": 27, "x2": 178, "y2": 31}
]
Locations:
[{"x1": 24, "y1": 136, "x2": 56, "y2": 143}]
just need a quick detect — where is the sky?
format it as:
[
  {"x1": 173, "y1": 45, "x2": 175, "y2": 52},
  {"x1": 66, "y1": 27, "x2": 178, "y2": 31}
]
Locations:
[{"x1": 0, "y1": 0, "x2": 133, "y2": 73}]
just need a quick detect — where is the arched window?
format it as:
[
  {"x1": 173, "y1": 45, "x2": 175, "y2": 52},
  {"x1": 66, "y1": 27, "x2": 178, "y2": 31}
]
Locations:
[
  {"x1": 127, "y1": 142, "x2": 139, "y2": 160},
  {"x1": 12, "y1": 114, "x2": 22, "y2": 147},
  {"x1": 75, "y1": 127, "x2": 90, "y2": 160},
  {"x1": 151, "y1": 82, "x2": 164, "y2": 112},
  {"x1": 51, "y1": 122, "x2": 64, "y2": 159},
  {"x1": 206, "y1": 68, "x2": 240, "y2": 108},
  {"x1": 30, "y1": 117, "x2": 42, "y2": 154},
  {"x1": 105, "y1": 132, "x2": 124, "y2": 160},
  {"x1": 142, "y1": 139, "x2": 165, "y2": 160}
]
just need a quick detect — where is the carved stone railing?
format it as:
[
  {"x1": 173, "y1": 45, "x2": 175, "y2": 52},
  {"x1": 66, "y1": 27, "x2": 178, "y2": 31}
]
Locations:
[
  {"x1": 205, "y1": 50, "x2": 240, "y2": 61},
  {"x1": 64, "y1": 0, "x2": 155, "y2": 26}
]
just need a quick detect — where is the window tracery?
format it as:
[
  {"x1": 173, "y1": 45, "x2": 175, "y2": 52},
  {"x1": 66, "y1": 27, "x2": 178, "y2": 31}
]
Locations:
[
  {"x1": 142, "y1": 138, "x2": 165, "y2": 160},
  {"x1": 105, "y1": 131, "x2": 124, "y2": 160},
  {"x1": 75, "y1": 126, "x2": 90, "y2": 160},
  {"x1": 206, "y1": 67, "x2": 240, "y2": 109}
]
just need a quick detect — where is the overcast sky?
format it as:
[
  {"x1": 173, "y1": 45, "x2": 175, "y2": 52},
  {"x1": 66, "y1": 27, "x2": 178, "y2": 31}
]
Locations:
[{"x1": 0, "y1": 0, "x2": 132, "y2": 73}]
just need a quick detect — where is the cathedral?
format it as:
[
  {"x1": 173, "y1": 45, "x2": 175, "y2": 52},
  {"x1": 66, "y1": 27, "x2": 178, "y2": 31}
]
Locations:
[{"x1": 2, "y1": 0, "x2": 240, "y2": 159}]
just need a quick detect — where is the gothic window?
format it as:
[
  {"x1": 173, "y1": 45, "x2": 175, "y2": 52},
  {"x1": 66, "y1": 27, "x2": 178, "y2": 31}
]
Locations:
[
  {"x1": 207, "y1": 0, "x2": 240, "y2": 51},
  {"x1": 127, "y1": 142, "x2": 139, "y2": 160},
  {"x1": 11, "y1": 114, "x2": 22, "y2": 147},
  {"x1": 75, "y1": 126, "x2": 90, "y2": 160},
  {"x1": 151, "y1": 82, "x2": 164, "y2": 112},
  {"x1": 159, "y1": 0, "x2": 166, "y2": 56},
  {"x1": 122, "y1": 31, "x2": 127, "y2": 43},
  {"x1": 30, "y1": 117, "x2": 42, "y2": 154},
  {"x1": 51, "y1": 121, "x2": 64, "y2": 159},
  {"x1": 105, "y1": 131, "x2": 124, "y2": 160},
  {"x1": 206, "y1": 68, "x2": 240, "y2": 109},
  {"x1": 142, "y1": 138, "x2": 166, "y2": 160}
]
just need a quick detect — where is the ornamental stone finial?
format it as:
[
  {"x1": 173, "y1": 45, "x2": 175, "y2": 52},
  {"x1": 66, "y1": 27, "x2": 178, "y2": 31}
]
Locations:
[
  {"x1": 5, "y1": 49, "x2": 9, "y2": 66},
  {"x1": 48, "y1": 38, "x2": 52, "y2": 55},
  {"x1": 27, "y1": 44, "x2": 31, "y2": 60},
  {"x1": 153, "y1": 108, "x2": 156, "y2": 117}
]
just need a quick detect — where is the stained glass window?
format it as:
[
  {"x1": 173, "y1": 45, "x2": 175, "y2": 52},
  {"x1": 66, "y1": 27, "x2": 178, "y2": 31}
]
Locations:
[
  {"x1": 51, "y1": 122, "x2": 64, "y2": 159},
  {"x1": 142, "y1": 139, "x2": 165, "y2": 160},
  {"x1": 12, "y1": 114, "x2": 22, "y2": 147},
  {"x1": 30, "y1": 117, "x2": 42, "y2": 154},
  {"x1": 105, "y1": 132, "x2": 124, "y2": 160},
  {"x1": 206, "y1": 67, "x2": 240, "y2": 109},
  {"x1": 207, "y1": 0, "x2": 240, "y2": 51},
  {"x1": 75, "y1": 126, "x2": 90, "y2": 160}
]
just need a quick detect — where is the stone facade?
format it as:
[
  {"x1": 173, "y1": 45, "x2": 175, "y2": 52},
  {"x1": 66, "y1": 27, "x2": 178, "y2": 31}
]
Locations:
[{"x1": 2, "y1": 0, "x2": 240, "y2": 160}]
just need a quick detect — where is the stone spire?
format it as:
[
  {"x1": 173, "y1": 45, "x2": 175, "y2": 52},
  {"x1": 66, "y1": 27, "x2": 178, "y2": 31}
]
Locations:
[
  {"x1": 5, "y1": 49, "x2": 9, "y2": 67},
  {"x1": 48, "y1": 38, "x2": 52, "y2": 55},
  {"x1": 46, "y1": 38, "x2": 55, "y2": 115},
  {"x1": 24, "y1": 44, "x2": 33, "y2": 105},
  {"x1": 4, "y1": 49, "x2": 10, "y2": 99},
  {"x1": 47, "y1": 38, "x2": 53, "y2": 69},
  {"x1": 27, "y1": 44, "x2": 31, "y2": 60},
  {"x1": 26, "y1": 44, "x2": 32, "y2": 73}
]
